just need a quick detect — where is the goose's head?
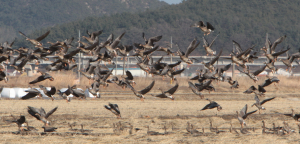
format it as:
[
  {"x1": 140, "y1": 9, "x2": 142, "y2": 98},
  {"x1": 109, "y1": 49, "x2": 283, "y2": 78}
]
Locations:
[{"x1": 217, "y1": 106, "x2": 222, "y2": 111}]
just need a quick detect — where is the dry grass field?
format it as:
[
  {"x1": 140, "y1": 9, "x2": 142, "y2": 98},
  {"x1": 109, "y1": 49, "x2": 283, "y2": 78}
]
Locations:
[{"x1": 1, "y1": 73, "x2": 300, "y2": 143}]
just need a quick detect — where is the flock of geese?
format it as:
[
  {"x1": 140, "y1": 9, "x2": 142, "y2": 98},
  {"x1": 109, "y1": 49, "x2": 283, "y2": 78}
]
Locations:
[{"x1": 2, "y1": 20, "x2": 300, "y2": 135}]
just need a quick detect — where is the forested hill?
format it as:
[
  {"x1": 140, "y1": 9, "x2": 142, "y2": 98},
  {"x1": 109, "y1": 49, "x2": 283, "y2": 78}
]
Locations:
[
  {"x1": 15, "y1": 0, "x2": 300, "y2": 54},
  {"x1": 0, "y1": 0, "x2": 167, "y2": 42}
]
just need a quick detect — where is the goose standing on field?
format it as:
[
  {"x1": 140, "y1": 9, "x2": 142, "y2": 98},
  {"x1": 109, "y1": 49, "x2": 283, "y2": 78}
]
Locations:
[
  {"x1": 236, "y1": 104, "x2": 257, "y2": 128},
  {"x1": 126, "y1": 81, "x2": 155, "y2": 101},
  {"x1": 146, "y1": 126, "x2": 161, "y2": 135},
  {"x1": 251, "y1": 95, "x2": 275, "y2": 114},
  {"x1": 104, "y1": 103, "x2": 121, "y2": 118},
  {"x1": 191, "y1": 21, "x2": 214, "y2": 35},
  {"x1": 42, "y1": 126, "x2": 57, "y2": 132}
]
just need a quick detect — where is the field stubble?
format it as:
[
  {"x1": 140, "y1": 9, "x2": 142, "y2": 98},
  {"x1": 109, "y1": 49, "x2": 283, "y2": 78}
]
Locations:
[{"x1": 1, "y1": 73, "x2": 300, "y2": 143}]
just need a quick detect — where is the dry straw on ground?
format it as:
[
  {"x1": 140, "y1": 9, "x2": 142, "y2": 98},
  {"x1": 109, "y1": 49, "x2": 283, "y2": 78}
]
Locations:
[{"x1": 1, "y1": 74, "x2": 300, "y2": 143}]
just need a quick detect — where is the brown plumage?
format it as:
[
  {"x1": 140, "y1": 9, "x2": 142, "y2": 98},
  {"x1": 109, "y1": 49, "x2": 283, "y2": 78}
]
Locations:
[
  {"x1": 127, "y1": 81, "x2": 155, "y2": 101},
  {"x1": 191, "y1": 21, "x2": 214, "y2": 35},
  {"x1": 19, "y1": 30, "x2": 50, "y2": 47},
  {"x1": 236, "y1": 104, "x2": 257, "y2": 128}
]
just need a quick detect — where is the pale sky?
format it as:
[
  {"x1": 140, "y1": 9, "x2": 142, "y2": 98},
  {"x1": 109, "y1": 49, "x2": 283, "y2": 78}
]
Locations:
[{"x1": 160, "y1": 0, "x2": 182, "y2": 4}]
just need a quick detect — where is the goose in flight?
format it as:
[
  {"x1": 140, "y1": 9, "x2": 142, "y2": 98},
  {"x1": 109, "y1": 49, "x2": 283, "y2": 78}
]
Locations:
[
  {"x1": 260, "y1": 75, "x2": 280, "y2": 87},
  {"x1": 202, "y1": 33, "x2": 219, "y2": 55},
  {"x1": 29, "y1": 70, "x2": 54, "y2": 84},
  {"x1": 10, "y1": 115, "x2": 27, "y2": 131},
  {"x1": 188, "y1": 80, "x2": 213, "y2": 99},
  {"x1": 134, "y1": 33, "x2": 162, "y2": 50},
  {"x1": 237, "y1": 65, "x2": 266, "y2": 83},
  {"x1": 284, "y1": 109, "x2": 300, "y2": 124},
  {"x1": 191, "y1": 21, "x2": 214, "y2": 35},
  {"x1": 201, "y1": 98, "x2": 222, "y2": 115},
  {"x1": 243, "y1": 85, "x2": 266, "y2": 96},
  {"x1": 251, "y1": 95, "x2": 275, "y2": 114},
  {"x1": 68, "y1": 85, "x2": 86, "y2": 99},
  {"x1": 19, "y1": 30, "x2": 50, "y2": 47},
  {"x1": 127, "y1": 81, "x2": 155, "y2": 101},
  {"x1": 152, "y1": 78, "x2": 178, "y2": 100},
  {"x1": 177, "y1": 38, "x2": 200, "y2": 65},
  {"x1": 103, "y1": 32, "x2": 125, "y2": 57},
  {"x1": 20, "y1": 88, "x2": 41, "y2": 100},
  {"x1": 27, "y1": 106, "x2": 58, "y2": 126},
  {"x1": 201, "y1": 49, "x2": 222, "y2": 72},
  {"x1": 236, "y1": 104, "x2": 257, "y2": 128},
  {"x1": 104, "y1": 103, "x2": 121, "y2": 118},
  {"x1": 39, "y1": 85, "x2": 56, "y2": 101},
  {"x1": 83, "y1": 30, "x2": 102, "y2": 44}
]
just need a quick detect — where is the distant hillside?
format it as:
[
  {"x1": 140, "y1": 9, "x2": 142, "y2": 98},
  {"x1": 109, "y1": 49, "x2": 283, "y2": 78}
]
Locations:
[
  {"x1": 0, "y1": 0, "x2": 167, "y2": 42},
  {"x1": 15, "y1": 0, "x2": 300, "y2": 54}
]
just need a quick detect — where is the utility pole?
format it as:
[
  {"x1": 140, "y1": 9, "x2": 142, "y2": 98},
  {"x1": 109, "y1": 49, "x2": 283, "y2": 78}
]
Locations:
[
  {"x1": 78, "y1": 30, "x2": 81, "y2": 84},
  {"x1": 127, "y1": 57, "x2": 129, "y2": 71},
  {"x1": 170, "y1": 36, "x2": 172, "y2": 64},
  {"x1": 115, "y1": 56, "x2": 117, "y2": 75},
  {"x1": 232, "y1": 44, "x2": 235, "y2": 80},
  {"x1": 123, "y1": 56, "x2": 125, "y2": 75}
]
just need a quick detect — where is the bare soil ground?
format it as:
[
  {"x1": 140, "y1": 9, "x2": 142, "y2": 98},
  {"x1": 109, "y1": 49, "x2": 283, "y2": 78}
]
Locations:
[{"x1": 1, "y1": 74, "x2": 300, "y2": 143}]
